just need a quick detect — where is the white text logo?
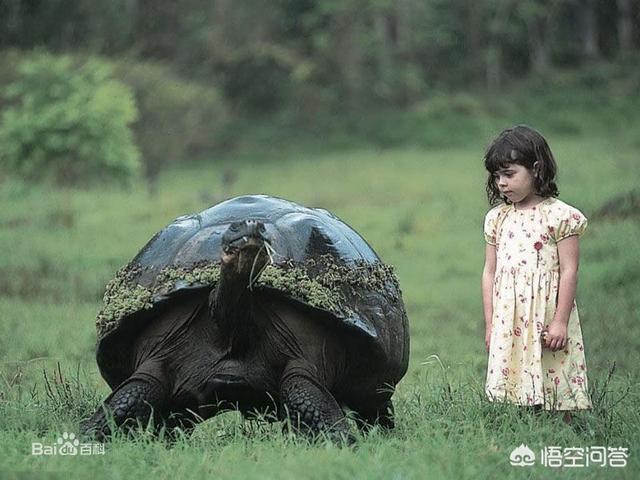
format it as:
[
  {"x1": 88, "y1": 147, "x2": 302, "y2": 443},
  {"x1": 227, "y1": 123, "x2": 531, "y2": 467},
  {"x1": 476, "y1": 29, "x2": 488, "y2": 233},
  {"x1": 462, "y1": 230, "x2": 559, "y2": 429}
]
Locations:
[
  {"x1": 31, "y1": 432, "x2": 105, "y2": 456},
  {"x1": 509, "y1": 445, "x2": 628, "y2": 468}
]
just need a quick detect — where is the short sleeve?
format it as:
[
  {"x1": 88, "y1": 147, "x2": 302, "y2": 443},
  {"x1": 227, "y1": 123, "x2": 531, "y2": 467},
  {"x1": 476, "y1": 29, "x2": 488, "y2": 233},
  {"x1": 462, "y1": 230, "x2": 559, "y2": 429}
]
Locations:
[
  {"x1": 555, "y1": 208, "x2": 587, "y2": 242},
  {"x1": 483, "y1": 208, "x2": 499, "y2": 245}
]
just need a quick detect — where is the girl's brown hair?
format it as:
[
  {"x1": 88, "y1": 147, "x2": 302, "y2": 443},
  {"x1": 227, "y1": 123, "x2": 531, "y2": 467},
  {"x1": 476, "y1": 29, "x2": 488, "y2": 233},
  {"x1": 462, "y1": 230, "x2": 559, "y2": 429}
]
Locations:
[{"x1": 484, "y1": 125, "x2": 559, "y2": 205}]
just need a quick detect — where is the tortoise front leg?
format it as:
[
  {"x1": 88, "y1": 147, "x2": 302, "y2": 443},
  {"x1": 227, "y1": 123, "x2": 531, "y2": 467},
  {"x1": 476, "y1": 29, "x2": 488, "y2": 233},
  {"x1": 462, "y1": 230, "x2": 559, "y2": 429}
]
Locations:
[
  {"x1": 81, "y1": 374, "x2": 168, "y2": 441},
  {"x1": 279, "y1": 361, "x2": 352, "y2": 443}
]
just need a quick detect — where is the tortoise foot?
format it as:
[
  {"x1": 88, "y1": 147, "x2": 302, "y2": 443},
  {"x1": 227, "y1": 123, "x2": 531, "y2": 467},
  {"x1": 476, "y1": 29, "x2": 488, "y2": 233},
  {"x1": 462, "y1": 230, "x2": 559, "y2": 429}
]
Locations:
[
  {"x1": 81, "y1": 376, "x2": 167, "y2": 441},
  {"x1": 279, "y1": 362, "x2": 353, "y2": 444}
]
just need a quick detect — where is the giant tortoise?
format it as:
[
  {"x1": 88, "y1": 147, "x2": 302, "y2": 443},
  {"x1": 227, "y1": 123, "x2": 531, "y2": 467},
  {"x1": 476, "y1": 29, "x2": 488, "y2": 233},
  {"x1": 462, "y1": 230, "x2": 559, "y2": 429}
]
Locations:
[{"x1": 82, "y1": 195, "x2": 409, "y2": 441}]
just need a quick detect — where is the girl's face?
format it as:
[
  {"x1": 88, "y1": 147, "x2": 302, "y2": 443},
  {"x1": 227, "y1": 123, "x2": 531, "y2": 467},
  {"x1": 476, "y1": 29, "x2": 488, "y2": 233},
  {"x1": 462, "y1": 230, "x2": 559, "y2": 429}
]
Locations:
[{"x1": 494, "y1": 163, "x2": 537, "y2": 204}]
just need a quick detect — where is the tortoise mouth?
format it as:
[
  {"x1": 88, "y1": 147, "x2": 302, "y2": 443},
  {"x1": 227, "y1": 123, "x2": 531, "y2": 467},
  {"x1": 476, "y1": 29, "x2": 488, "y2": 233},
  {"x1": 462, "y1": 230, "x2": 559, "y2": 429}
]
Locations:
[
  {"x1": 224, "y1": 235, "x2": 271, "y2": 280},
  {"x1": 224, "y1": 234, "x2": 269, "y2": 253}
]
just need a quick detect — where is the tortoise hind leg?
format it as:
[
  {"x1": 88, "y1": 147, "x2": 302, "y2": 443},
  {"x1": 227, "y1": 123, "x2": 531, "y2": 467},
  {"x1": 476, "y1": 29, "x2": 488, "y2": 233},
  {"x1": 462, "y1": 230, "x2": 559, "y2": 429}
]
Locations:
[
  {"x1": 81, "y1": 374, "x2": 168, "y2": 441},
  {"x1": 279, "y1": 360, "x2": 352, "y2": 444}
]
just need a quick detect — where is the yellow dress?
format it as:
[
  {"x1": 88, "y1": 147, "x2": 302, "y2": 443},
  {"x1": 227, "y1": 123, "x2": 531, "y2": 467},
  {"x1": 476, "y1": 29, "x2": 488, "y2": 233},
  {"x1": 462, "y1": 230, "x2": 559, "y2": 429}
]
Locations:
[{"x1": 484, "y1": 197, "x2": 591, "y2": 410}]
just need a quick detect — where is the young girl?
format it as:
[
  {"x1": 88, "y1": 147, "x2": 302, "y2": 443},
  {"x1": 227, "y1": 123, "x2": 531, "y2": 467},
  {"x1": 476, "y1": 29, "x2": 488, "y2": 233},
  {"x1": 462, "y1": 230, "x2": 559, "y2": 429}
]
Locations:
[{"x1": 481, "y1": 125, "x2": 591, "y2": 419}]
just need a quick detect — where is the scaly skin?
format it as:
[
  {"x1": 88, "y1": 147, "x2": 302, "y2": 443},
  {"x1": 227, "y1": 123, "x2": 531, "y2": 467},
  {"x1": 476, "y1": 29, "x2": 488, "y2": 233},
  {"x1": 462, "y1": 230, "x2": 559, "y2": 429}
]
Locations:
[
  {"x1": 81, "y1": 377, "x2": 167, "y2": 441},
  {"x1": 279, "y1": 361, "x2": 352, "y2": 444}
]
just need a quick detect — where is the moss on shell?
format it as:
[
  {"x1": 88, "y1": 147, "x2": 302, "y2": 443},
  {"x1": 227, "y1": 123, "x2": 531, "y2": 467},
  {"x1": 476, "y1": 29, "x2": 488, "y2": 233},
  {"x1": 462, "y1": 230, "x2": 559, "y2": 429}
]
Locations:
[
  {"x1": 96, "y1": 256, "x2": 400, "y2": 340},
  {"x1": 258, "y1": 264, "x2": 341, "y2": 312}
]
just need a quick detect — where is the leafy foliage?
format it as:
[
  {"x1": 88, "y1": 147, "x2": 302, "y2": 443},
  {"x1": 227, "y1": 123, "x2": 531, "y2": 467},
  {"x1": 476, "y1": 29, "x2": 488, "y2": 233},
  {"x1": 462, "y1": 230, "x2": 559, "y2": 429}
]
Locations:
[
  {"x1": 0, "y1": 53, "x2": 140, "y2": 185},
  {"x1": 3, "y1": 0, "x2": 638, "y2": 113}
]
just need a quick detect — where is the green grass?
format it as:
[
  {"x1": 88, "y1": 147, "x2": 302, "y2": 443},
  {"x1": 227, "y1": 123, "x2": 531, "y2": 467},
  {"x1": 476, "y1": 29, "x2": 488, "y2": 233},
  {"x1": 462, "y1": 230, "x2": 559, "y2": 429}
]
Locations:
[{"x1": 1, "y1": 128, "x2": 639, "y2": 479}]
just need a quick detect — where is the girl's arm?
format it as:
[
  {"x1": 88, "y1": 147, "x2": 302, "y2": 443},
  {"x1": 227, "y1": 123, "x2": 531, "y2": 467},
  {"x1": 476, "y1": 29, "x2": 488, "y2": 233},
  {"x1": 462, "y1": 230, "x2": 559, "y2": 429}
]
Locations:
[
  {"x1": 482, "y1": 243, "x2": 497, "y2": 353},
  {"x1": 545, "y1": 235, "x2": 580, "y2": 351}
]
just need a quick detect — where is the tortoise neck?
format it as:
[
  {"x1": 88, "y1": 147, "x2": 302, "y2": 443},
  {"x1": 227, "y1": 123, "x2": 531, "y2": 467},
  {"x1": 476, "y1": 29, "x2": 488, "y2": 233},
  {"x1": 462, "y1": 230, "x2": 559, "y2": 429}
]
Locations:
[{"x1": 209, "y1": 262, "x2": 259, "y2": 352}]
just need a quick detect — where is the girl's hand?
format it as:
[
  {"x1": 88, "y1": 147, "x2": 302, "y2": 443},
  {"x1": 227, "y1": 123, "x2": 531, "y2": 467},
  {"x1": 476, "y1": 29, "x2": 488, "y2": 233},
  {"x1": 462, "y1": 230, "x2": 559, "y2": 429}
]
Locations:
[
  {"x1": 543, "y1": 321, "x2": 568, "y2": 352},
  {"x1": 485, "y1": 325, "x2": 492, "y2": 353}
]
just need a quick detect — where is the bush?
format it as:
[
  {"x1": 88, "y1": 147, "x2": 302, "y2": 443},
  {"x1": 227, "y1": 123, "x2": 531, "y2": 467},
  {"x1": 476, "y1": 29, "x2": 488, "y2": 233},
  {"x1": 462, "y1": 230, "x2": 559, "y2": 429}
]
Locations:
[
  {"x1": 113, "y1": 60, "x2": 230, "y2": 188},
  {"x1": 0, "y1": 53, "x2": 140, "y2": 186}
]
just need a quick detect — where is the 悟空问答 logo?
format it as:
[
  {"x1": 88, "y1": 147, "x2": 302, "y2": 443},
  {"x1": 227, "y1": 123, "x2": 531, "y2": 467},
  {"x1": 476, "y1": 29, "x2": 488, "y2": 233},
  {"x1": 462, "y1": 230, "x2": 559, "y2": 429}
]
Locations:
[{"x1": 510, "y1": 444, "x2": 536, "y2": 466}]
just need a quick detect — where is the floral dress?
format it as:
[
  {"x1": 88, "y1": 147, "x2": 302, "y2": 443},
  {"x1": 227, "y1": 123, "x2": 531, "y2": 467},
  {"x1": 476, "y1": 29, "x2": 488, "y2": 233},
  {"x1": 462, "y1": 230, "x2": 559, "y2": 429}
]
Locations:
[{"x1": 484, "y1": 197, "x2": 591, "y2": 410}]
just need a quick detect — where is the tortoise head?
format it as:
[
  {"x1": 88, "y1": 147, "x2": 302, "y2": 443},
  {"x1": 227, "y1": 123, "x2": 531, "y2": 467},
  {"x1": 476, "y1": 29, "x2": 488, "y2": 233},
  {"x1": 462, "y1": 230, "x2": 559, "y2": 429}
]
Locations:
[{"x1": 220, "y1": 220, "x2": 270, "y2": 277}]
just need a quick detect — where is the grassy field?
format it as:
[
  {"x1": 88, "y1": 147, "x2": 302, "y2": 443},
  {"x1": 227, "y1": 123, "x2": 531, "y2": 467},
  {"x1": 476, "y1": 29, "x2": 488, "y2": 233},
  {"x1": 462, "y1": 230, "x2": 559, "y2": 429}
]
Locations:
[{"x1": 1, "y1": 126, "x2": 639, "y2": 479}]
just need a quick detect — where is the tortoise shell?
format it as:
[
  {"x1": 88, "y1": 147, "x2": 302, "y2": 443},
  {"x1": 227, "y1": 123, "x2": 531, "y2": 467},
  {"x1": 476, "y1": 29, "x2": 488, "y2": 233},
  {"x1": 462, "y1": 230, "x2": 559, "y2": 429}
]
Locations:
[{"x1": 96, "y1": 195, "x2": 408, "y2": 386}]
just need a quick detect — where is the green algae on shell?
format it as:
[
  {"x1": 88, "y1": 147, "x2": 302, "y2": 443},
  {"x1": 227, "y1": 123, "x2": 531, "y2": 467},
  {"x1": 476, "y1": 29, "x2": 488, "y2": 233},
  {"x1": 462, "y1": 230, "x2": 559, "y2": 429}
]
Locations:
[{"x1": 96, "y1": 256, "x2": 401, "y2": 340}]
